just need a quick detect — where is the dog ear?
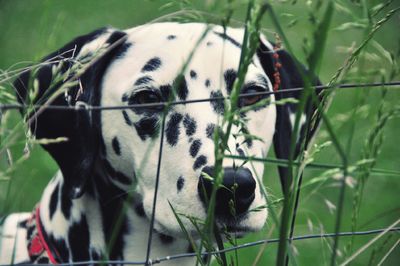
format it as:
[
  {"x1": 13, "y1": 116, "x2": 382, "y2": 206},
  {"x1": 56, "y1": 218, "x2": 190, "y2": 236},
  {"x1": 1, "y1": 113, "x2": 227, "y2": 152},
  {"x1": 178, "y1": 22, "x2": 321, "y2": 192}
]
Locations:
[
  {"x1": 257, "y1": 38, "x2": 322, "y2": 194},
  {"x1": 13, "y1": 28, "x2": 128, "y2": 199}
]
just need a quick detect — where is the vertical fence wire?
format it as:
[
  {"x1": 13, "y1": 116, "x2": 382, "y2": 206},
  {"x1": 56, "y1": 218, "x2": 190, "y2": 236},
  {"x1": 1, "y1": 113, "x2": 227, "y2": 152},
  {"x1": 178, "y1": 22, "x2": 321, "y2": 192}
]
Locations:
[{"x1": 144, "y1": 110, "x2": 168, "y2": 265}]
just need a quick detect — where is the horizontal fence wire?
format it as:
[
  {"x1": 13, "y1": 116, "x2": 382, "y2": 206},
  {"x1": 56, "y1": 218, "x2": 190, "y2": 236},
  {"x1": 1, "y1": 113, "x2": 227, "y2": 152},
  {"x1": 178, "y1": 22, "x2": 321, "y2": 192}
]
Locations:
[
  {"x1": 1, "y1": 81, "x2": 400, "y2": 111},
  {"x1": 0, "y1": 227, "x2": 398, "y2": 266}
]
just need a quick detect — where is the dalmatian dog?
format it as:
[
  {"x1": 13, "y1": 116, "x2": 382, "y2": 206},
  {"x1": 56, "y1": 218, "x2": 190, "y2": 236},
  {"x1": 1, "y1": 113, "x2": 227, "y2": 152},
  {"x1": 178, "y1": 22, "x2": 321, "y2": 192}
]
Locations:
[{"x1": 0, "y1": 22, "x2": 320, "y2": 264}]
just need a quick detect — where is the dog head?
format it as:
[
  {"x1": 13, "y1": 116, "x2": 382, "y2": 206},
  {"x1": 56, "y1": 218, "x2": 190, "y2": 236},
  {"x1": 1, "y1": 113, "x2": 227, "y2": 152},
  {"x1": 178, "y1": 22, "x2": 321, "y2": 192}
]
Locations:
[{"x1": 14, "y1": 23, "x2": 320, "y2": 237}]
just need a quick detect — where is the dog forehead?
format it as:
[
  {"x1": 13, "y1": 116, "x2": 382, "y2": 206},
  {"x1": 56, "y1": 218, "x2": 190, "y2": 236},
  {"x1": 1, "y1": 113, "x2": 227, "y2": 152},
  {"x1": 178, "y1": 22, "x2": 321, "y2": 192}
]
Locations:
[
  {"x1": 101, "y1": 23, "x2": 267, "y2": 101},
  {"x1": 126, "y1": 23, "x2": 244, "y2": 77},
  {"x1": 125, "y1": 22, "x2": 245, "y2": 52}
]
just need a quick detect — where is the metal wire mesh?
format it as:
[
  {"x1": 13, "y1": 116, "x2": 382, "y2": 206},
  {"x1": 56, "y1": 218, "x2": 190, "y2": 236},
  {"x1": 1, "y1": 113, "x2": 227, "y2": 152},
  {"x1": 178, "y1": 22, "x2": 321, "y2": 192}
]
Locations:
[
  {"x1": 0, "y1": 81, "x2": 399, "y2": 266},
  {"x1": 1, "y1": 81, "x2": 399, "y2": 112}
]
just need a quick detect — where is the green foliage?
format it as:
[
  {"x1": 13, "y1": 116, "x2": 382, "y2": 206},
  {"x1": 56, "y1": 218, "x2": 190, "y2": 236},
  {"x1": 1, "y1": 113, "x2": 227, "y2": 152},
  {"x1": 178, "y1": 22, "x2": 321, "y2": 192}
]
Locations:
[{"x1": 0, "y1": 0, "x2": 399, "y2": 265}]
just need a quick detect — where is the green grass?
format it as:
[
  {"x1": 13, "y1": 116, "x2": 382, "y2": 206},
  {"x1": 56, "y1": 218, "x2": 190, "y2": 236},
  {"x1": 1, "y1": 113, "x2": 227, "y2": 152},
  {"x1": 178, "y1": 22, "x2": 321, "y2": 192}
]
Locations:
[{"x1": 1, "y1": 0, "x2": 399, "y2": 265}]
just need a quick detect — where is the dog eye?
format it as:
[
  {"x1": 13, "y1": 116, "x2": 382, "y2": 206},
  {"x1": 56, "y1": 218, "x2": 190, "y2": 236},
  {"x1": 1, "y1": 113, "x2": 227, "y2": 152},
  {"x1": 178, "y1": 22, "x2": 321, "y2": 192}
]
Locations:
[
  {"x1": 135, "y1": 90, "x2": 162, "y2": 104},
  {"x1": 240, "y1": 86, "x2": 265, "y2": 107},
  {"x1": 130, "y1": 90, "x2": 164, "y2": 112}
]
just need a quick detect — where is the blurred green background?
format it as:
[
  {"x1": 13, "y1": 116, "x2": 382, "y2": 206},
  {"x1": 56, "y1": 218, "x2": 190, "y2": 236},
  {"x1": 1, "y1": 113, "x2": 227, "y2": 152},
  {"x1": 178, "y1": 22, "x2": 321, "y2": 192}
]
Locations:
[{"x1": 0, "y1": 0, "x2": 399, "y2": 265}]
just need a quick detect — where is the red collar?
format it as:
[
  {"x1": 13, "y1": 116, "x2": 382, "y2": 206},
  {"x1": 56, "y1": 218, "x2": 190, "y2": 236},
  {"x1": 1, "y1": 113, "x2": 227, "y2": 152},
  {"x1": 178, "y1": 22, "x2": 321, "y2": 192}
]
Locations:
[{"x1": 26, "y1": 205, "x2": 60, "y2": 264}]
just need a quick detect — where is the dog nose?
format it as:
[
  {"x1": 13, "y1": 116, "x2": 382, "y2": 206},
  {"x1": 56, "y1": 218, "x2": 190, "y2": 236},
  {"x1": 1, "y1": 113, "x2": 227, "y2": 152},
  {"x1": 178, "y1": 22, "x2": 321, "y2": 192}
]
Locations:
[{"x1": 198, "y1": 166, "x2": 256, "y2": 217}]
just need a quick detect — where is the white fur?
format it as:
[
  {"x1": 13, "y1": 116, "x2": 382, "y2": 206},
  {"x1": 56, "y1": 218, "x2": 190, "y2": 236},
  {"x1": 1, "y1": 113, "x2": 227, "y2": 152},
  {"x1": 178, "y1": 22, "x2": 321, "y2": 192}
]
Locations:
[
  {"x1": 101, "y1": 23, "x2": 274, "y2": 235},
  {"x1": 1, "y1": 22, "x2": 278, "y2": 264},
  {"x1": 0, "y1": 213, "x2": 30, "y2": 264}
]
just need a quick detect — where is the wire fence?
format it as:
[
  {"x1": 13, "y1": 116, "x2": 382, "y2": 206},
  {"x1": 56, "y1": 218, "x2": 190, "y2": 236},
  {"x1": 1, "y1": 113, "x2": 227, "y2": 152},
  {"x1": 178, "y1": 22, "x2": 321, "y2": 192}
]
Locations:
[
  {"x1": 1, "y1": 3, "x2": 400, "y2": 263},
  {"x1": 1, "y1": 81, "x2": 400, "y2": 112},
  {"x1": 1, "y1": 227, "x2": 396, "y2": 266},
  {"x1": 1, "y1": 0, "x2": 400, "y2": 264},
  {"x1": 1, "y1": 81, "x2": 399, "y2": 265}
]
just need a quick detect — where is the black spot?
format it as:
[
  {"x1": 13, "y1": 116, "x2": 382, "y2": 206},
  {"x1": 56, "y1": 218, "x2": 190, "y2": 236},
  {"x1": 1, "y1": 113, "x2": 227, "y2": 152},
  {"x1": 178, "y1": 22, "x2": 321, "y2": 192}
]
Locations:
[
  {"x1": 86, "y1": 39, "x2": 130, "y2": 64},
  {"x1": 213, "y1": 31, "x2": 242, "y2": 48},
  {"x1": 106, "y1": 30, "x2": 126, "y2": 44},
  {"x1": 187, "y1": 244, "x2": 195, "y2": 253},
  {"x1": 49, "y1": 183, "x2": 59, "y2": 220},
  {"x1": 159, "y1": 233, "x2": 175, "y2": 244},
  {"x1": 167, "y1": 35, "x2": 176, "y2": 40},
  {"x1": 202, "y1": 254, "x2": 211, "y2": 264},
  {"x1": 51, "y1": 237, "x2": 69, "y2": 262},
  {"x1": 173, "y1": 75, "x2": 188, "y2": 101},
  {"x1": 115, "y1": 42, "x2": 132, "y2": 59},
  {"x1": 61, "y1": 184, "x2": 72, "y2": 219},
  {"x1": 193, "y1": 155, "x2": 207, "y2": 170},
  {"x1": 236, "y1": 147, "x2": 245, "y2": 156},
  {"x1": 190, "y1": 70, "x2": 197, "y2": 79},
  {"x1": 134, "y1": 116, "x2": 159, "y2": 141},
  {"x1": 160, "y1": 84, "x2": 172, "y2": 101},
  {"x1": 18, "y1": 220, "x2": 28, "y2": 229},
  {"x1": 37, "y1": 258, "x2": 50, "y2": 264},
  {"x1": 102, "y1": 31, "x2": 131, "y2": 61},
  {"x1": 68, "y1": 215, "x2": 90, "y2": 261},
  {"x1": 245, "y1": 138, "x2": 253, "y2": 148},
  {"x1": 112, "y1": 137, "x2": 121, "y2": 156},
  {"x1": 241, "y1": 127, "x2": 253, "y2": 148},
  {"x1": 121, "y1": 93, "x2": 129, "y2": 102},
  {"x1": 205, "y1": 79, "x2": 211, "y2": 87},
  {"x1": 177, "y1": 176, "x2": 185, "y2": 191},
  {"x1": 135, "y1": 203, "x2": 146, "y2": 217},
  {"x1": 134, "y1": 75, "x2": 153, "y2": 86},
  {"x1": 27, "y1": 224, "x2": 34, "y2": 239},
  {"x1": 190, "y1": 139, "x2": 202, "y2": 158},
  {"x1": 122, "y1": 110, "x2": 133, "y2": 126},
  {"x1": 109, "y1": 218, "x2": 129, "y2": 261},
  {"x1": 210, "y1": 91, "x2": 225, "y2": 114},
  {"x1": 87, "y1": 175, "x2": 127, "y2": 260},
  {"x1": 206, "y1": 41, "x2": 213, "y2": 46},
  {"x1": 166, "y1": 113, "x2": 183, "y2": 146},
  {"x1": 103, "y1": 159, "x2": 133, "y2": 185},
  {"x1": 206, "y1": 123, "x2": 216, "y2": 139},
  {"x1": 90, "y1": 249, "x2": 101, "y2": 261},
  {"x1": 183, "y1": 114, "x2": 197, "y2": 136},
  {"x1": 142, "y1": 57, "x2": 162, "y2": 72},
  {"x1": 257, "y1": 74, "x2": 269, "y2": 88},
  {"x1": 224, "y1": 69, "x2": 237, "y2": 94}
]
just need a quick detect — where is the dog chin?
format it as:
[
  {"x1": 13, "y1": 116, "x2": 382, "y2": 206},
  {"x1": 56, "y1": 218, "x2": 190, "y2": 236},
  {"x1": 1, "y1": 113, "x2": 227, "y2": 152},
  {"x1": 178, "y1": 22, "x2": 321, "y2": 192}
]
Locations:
[
  {"x1": 218, "y1": 217, "x2": 265, "y2": 238},
  {"x1": 169, "y1": 215, "x2": 267, "y2": 241},
  {"x1": 153, "y1": 222, "x2": 259, "y2": 242},
  {"x1": 149, "y1": 203, "x2": 268, "y2": 240},
  {"x1": 219, "y1": 204, "x2": 268, "y2": 228}
]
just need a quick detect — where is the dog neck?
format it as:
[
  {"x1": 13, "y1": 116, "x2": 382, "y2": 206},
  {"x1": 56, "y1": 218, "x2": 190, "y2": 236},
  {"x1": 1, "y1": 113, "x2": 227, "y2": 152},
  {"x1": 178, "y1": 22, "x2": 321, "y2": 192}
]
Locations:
[{"x1": 38, "y1": 171, "x2": 196, "y2": 264}]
